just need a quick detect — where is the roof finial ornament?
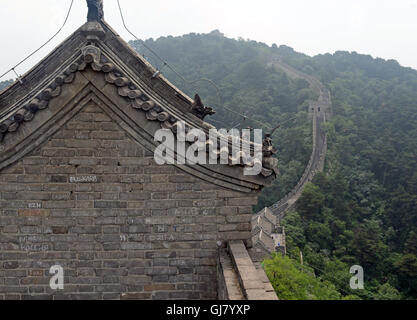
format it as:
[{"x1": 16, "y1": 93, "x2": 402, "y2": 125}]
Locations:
[
  {"x1": 191, "y1": 94, "x2": 216, "y2": 120},
  {"x1": 87, "y1": 0, "x2": 104, "y2": 22}
]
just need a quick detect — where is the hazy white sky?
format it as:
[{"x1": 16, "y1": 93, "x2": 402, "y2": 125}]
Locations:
[{"x1": 1, "y1": 0, "x2": 417, "y2": 79}]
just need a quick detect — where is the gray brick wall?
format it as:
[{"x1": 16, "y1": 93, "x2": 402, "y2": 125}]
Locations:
[{"x1": 0, "y1": 103, "x2": 258, "y2": 300}]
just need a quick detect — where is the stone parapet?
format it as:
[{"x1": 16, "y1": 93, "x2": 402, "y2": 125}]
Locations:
[{"x1": 227, "y1": 240, "x2": 277, "y2": 300}]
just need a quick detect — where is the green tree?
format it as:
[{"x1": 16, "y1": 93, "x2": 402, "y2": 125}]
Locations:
[
  {"x1": 374, "y1": 283, "x2": 402, "y2": 300},
  {"x1": 263, "y1": 254, "x2": 341, "y2": 300},
  {"x1": 297, "y1": 183, "x2": 325, "y2": 218}
]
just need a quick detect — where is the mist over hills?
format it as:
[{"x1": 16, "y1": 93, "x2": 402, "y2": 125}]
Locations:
[{"x1": 129, "y1": 31, "x2": 417, "y2": 299}]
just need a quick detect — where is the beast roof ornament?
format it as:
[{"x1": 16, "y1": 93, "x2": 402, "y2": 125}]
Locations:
[{"x1": 87, "y1": 0, "x2": 104, "y2": 22}]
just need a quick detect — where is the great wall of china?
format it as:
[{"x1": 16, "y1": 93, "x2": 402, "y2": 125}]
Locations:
[
  {"x1": 251, "y1": 57, "x2": 332, "y2": 256},
  {"x1": 268, "y1": 57, "x2": 332, "y2": 219}
]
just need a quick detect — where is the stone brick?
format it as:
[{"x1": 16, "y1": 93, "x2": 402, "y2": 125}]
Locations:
[
  {"x1": 96, "y1": 285, "x2": 124, "y2": 293},
  {"x1": 227, "y1": 197, "x2": 258, "y2": 206},
  {"x1": 145, "y1": 268, "x2": 177, "y2": 276},
  {"x1": 168, "y1": 175, "x2": 196, "y2": 183},
  {"x1": 2, "y1": 225, "x2": 19, "y2": 233},
  {"x1": 71, "y1": 226, "x2": 101, "y2": 234},
  {"x1": 90, "y1": 131, "x2": 125, "y2": 140},
  {"x1": 171, "y1": 192, "x2": 201, "y2": 200},
  {"x1": 94, "y1": 201, "x2": 127, "y2": 209},
  {"x1": 18, "y1": 209, "x2": 50, "y2": 217},
  {"x1": 143, "y1": 184, "x2": 176, "y2": 192},
  {"x1": 119, "y1": 192, "x2": 150, "y2": 201},
  {"x1": 120, "y1": 276, "x2": 151, "y2": 285},
  {"x1": 0, "y1": 286, "x2": 28, "y2": 293},
  {"x1": 150, "y1": 175, "x2": 168, "y2": 183},
  {"x1": 120, "y1": 293, "x2": 151, "y2": 300},
  {"x1": 43, "y1": 201, "x2": 75, "y2": 209},
  {"x1": 3, "y1": 261, "x2": 19, "y2": 269},
  {"x1": 144, "y1": 284, "x2": 175, "y2": 292},
  {"x1": 51, "y1": 226, "x2": 69, "y2": 234},
  {"x1": 151, "y1": 192, "x2": 169, "y2": 200},
  {"x1": 50, "y1": 175, "x2": 68, "y2": 183}
]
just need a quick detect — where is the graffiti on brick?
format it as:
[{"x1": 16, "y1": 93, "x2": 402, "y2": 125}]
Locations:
[
  {"x1": 19, "y1": 235, "x2": 50, "y2": 252},
  {"x1": 69, "y1": 175, "x2": 98, "y2": 183},
  {"x1": 28, "y1": 202, "x2": 42, "y2": 209},
  {"x1": 28, "y1": 269, "x2": 44, "y2": 277}
]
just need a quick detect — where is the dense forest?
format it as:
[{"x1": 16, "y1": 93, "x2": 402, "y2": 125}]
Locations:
[
  {"x1": 1, "y1": 30, "x2": 416, "y2": 299},
  {"x1": 129, "y1": 32, "x2": 417, "y2": 300},
  {"x1": 276, "y1": 46, "x2": 417, "y2": 300},
  {"x1": 130, "y1": 31, "x2": 316, "y2": 209}
]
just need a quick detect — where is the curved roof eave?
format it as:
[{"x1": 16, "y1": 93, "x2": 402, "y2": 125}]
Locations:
[{"x1": 0, "y1": 20, "x2": 277, "y2": 190}]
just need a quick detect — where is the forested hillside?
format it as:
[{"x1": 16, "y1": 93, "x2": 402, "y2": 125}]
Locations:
[
  {"x1": 130, "y1": 31, "x2": 316, "y2": 209},
  {"x1": 129, "y1": 32, "x2": 417, "y2": 299},
  {"x1": 277, "y1": 47, "x2": 417, "y2": 299}
]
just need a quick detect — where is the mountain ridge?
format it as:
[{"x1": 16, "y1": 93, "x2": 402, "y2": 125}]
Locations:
[{"x1": 129, "y1": 31, "x2": 417, "y2": 299}]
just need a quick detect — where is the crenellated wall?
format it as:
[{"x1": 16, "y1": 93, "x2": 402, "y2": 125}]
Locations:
[{"x1": 268, "y1": 58, "x2": 331, "y2": 219}]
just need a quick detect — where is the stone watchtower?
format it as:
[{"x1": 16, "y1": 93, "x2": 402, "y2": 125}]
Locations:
[{"x1": 0, "y1": 1, "x2": 278, "y2": 300}]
